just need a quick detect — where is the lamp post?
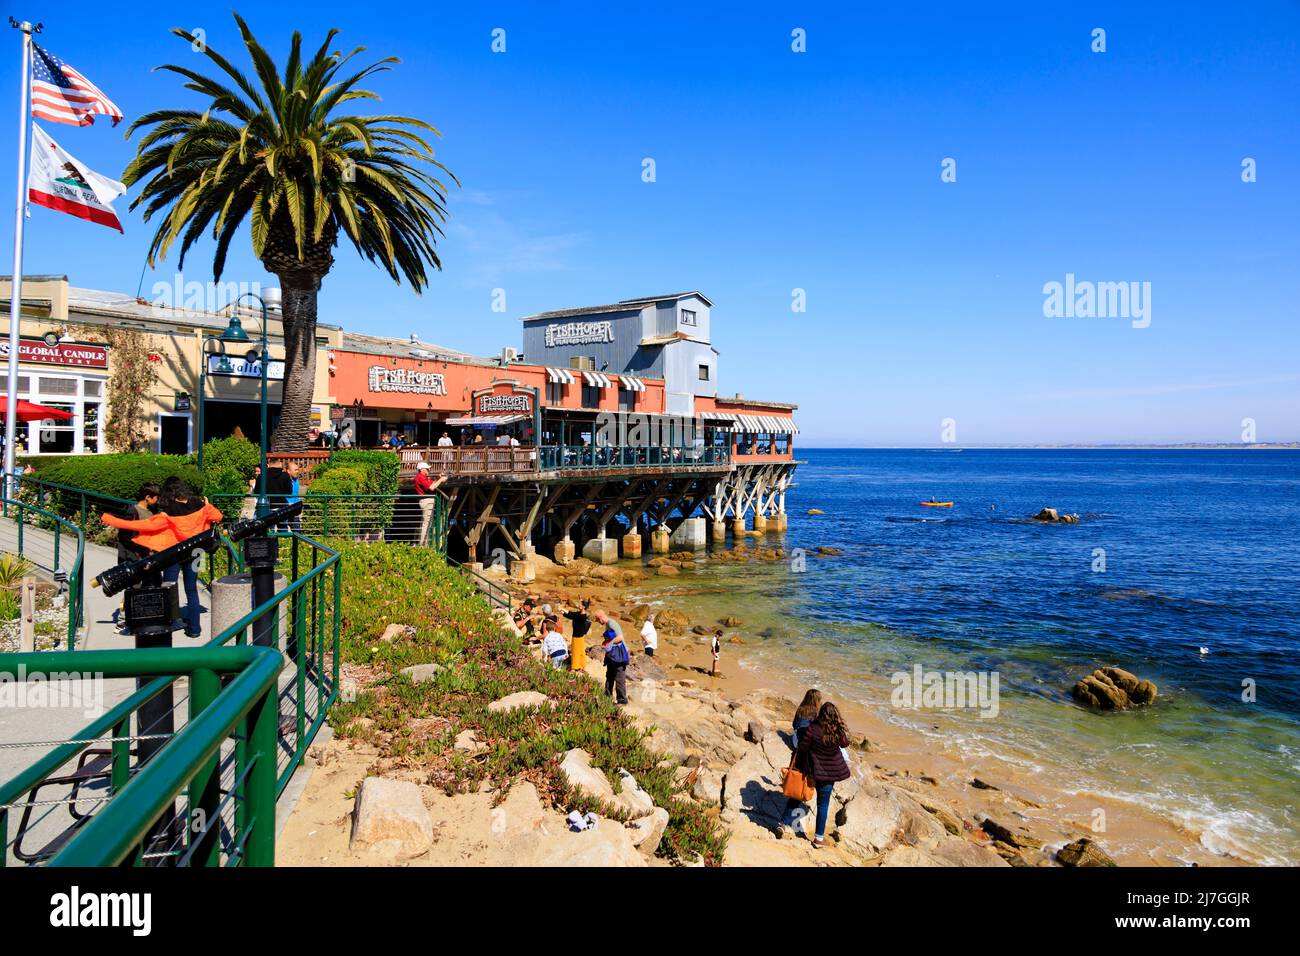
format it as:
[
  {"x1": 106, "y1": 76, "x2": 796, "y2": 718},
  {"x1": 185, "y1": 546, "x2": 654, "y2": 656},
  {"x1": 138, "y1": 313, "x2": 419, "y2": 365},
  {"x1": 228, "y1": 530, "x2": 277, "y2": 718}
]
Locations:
[
  {"x1": 195, "y1": 337, "x2": 231, "y2": 470},
  {"x1": 218, "y1": 289, "x2": 280, "y2": 518}
]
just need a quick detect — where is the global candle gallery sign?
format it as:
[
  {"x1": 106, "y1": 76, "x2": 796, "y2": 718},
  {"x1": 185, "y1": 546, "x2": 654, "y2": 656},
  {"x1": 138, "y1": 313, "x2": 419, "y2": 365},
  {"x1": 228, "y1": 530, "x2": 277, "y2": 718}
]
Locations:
[{"x1": 0, "y1": 337, "x2": 109, "y2": 368}]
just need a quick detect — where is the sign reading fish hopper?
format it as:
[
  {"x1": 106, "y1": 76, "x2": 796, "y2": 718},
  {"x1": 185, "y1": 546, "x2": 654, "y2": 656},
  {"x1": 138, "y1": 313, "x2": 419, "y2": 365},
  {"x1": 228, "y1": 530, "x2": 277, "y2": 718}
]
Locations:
[
  {"x1": 543, "y1": 320, "x2": 613, "y2": 348},
  {"x1": 476, "y1": 392, "x2": 531, "y2": 415},
  {"x1": 367, "y1": 366, "x2": 447, "y2": 396}
]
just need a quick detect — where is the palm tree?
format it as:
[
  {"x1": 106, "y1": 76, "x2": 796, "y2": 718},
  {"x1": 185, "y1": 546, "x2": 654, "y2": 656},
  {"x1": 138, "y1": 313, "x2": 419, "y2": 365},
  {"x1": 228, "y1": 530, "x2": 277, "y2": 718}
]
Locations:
[{"x1": 123, "y1": 13, "x2": 457, "y2": 451}]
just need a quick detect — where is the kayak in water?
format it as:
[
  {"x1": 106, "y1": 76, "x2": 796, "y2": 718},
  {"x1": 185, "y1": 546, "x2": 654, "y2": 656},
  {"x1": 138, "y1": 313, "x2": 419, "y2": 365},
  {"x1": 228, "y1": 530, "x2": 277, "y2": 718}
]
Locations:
[{"x1": 920, "y1": 500, "x2": 954, "y2": 507}]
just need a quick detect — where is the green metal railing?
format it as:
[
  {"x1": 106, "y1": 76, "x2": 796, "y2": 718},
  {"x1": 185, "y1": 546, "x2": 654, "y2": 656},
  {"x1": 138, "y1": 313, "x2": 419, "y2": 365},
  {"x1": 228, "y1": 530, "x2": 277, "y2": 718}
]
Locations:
[
  {"x1": 0, "y1": 646, "x2": 283, "y2": 867},
  {"x1": 13, "y1": 475, "x2": 134, "y2": 535},
  {"x1": 209, "y1": 492, "x2": 448, "y2": 553},
  {"x1": 446, "y1": 555, "x2": 513, "y2": 612},
  {"x1": 0, "y1": 530, "x2": 341, "y2": 867},
  {"x1": 0, "y1": 494, "x2": 85, "y2": 648}
]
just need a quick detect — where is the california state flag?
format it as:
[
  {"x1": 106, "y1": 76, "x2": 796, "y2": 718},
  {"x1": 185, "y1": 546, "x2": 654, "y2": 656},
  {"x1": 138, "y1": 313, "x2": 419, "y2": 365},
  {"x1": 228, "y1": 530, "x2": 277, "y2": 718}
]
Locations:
[{"x1": 27, "y1": 123, "x2": 126, "y2": 232}]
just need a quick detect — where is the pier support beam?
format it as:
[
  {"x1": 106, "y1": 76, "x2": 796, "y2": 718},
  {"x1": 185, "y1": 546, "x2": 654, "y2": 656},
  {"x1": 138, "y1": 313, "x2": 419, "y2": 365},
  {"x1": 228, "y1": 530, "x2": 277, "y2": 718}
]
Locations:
[
  {"x1": 731, "y1": 517, "x2": 747, "y2": 537},
  {"x1": 771, "y1": 511, "x2": 788, "y2": 533},
  {"x1": 710, "y1": 519, "x2": 727, "y2": 544},
  {"x1": 553, "y1": 537, "x2": 576, "y2": 565},
  {"x1": 670, "y1": 517, "x2": 707, "y2": 551},
  {"x1": 651, "y1": 524, "x2": 671, "y2": 554},
  {"x1": 510, "y1": 556, "x2": 536, "y2": 583},
  {"x1": 752, "y1": 512, "x2": 768, "y2": 533},
  {"x1": 583, "y1": 533, "x2": 619, "y2": 565},
  {"x1": 622, "y1": 531, "x2": 642, "y2": 559}
]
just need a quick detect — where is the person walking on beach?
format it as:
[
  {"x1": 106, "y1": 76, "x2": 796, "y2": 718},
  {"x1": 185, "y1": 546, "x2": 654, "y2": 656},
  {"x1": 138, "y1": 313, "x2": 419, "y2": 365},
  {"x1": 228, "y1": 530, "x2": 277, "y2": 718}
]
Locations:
[
  {"x1": 790, "y1": 688, "x2": 823, "y2": 749},
  {"x1": 595, "y1": 610, "x2": 630, "y2": 705},
  {"x1": 564, "y1": 599, "x2": 592, "y2": 671},
  {"x1": 640, "y1": 613, "x2": 658, "y2": 657},
  {"x1": 711, "y1": 628, "x2": 722, "y2": 676},
  {"x1": 541, "y1": 618, "x2": 570, "y2": 670},
  {"x1": 777, "y1": 702, "x2": 852, "y2": 847}
]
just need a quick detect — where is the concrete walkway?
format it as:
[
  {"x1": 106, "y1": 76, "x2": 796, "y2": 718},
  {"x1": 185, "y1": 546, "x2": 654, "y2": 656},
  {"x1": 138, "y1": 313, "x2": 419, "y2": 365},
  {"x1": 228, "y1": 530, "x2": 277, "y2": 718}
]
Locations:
[{"x1": 0, "y1": 519, "x2": 213, "y2": 864}]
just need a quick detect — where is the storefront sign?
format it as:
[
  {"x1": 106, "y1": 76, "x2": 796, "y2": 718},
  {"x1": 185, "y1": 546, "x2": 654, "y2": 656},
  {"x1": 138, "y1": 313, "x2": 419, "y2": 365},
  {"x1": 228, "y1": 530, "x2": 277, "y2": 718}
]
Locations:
[
  {"x1": 206, "y1": 354, "x2": 285, "y2": 380},
  {"x1": 477, "y1": 392, "x2": 532, "y2": 415},
  {"x1": 543, "y1": 320, "x2": 614, "y2": 348},
  {"x1": 174, "y1": 392, "x2": 191, "y2": 411},
  {"x1": 0, "y1": 337, "x2": 109, "y2": 368},
  {"x1": 368, "y1": 366, "x2": 447, "y2": 396}
]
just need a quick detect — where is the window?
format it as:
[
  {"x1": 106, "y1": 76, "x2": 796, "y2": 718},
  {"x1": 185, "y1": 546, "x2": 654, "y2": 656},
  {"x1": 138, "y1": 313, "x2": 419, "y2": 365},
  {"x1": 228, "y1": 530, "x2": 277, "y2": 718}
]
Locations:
[
  {"x1": 618, "y1": 388, "x2": 635, "y2": 411},
  {"x1": 698, "y1": 364, "x2": 710, "y2": 381},
  {"x1": 84, "y1": 380, "x2": 102, "y2": 397},
  {"x1": 681, "y1": 309, "x2": 697, "y2": 326},
  {"x1": 581, "y1": 384, "x2": 601, "y2": 408},
  {"x1": 39, "y1": 376, "x2": 77, "y2": 395},
  {"x1": 570, "y1": 356, "x2": 595, "y2": 371},
  {"x1": 546, "y1": 381, "x2": 564, "y2": 404}
]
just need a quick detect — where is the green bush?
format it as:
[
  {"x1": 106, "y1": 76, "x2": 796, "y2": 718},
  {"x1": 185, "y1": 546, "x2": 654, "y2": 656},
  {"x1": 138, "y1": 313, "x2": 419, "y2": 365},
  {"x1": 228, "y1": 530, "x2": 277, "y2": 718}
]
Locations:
[
  {"x1": 314, "y1": 450, "x2": 401, "y2": 530},
  {"x1": 24, "y1": 453, "x2": 201, "y2": 517},
  {"x1": 303, "y1": 466, "x2": 370, "y2": 537},
  {"x1": 201, "y1": 436, "x2": 259, "y2": 482}
]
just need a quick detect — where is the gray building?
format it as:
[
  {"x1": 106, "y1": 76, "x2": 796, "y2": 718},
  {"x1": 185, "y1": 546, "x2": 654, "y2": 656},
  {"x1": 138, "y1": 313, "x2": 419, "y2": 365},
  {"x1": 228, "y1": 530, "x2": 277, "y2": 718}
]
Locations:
[{"x1": 520, "y1": 292, "x2": 717, "y2": 415}]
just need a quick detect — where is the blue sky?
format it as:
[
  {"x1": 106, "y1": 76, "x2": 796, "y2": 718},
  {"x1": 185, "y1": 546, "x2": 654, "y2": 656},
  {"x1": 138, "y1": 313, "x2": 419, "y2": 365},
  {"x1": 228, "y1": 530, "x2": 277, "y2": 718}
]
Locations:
[{"x1": 4, "y1": 1, "x2": 1298, "y2": 445}]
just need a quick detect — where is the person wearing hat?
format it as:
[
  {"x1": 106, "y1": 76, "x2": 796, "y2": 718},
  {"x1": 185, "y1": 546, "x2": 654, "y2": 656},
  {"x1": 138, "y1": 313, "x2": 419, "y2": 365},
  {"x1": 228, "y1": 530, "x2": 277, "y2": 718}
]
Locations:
[{"x1": 413, "y1": 462, "x2": 446, "y2": 545}]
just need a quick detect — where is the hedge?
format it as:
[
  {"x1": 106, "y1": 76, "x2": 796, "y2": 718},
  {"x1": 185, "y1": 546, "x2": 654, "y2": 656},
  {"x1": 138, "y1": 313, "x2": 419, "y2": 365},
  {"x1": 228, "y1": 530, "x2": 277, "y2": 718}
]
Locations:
[
  {"x1": 201, "y1": 436, "x2": 260, "y2": 498},
  {"x1": 313, "y1": 450, "x2": 401, "y2": 530},
  {"x1": 24, "y1": 453, "x2": 203, "y2": 507},
  {"x1": 302, "y1": 466, "x2": 371, "y2": 537}
]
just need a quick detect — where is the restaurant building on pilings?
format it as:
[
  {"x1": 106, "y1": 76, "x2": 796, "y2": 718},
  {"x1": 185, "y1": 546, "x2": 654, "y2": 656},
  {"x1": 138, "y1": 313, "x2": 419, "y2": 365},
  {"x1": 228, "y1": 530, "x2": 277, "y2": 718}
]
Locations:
[{"x1": 324, "y1": 291, "x2": 800, "y2": 569}]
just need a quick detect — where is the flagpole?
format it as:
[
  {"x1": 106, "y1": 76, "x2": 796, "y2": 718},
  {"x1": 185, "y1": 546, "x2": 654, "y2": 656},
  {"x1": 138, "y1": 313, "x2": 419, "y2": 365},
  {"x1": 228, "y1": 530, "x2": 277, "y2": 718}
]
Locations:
[{"x1": 4, "y1": 18, "x2": 36, "y2": 495}]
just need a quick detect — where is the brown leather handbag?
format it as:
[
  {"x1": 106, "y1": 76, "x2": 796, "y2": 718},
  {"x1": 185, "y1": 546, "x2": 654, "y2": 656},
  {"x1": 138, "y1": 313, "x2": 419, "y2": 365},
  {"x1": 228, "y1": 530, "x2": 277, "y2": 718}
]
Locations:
[{"x1": 781, "y1": 753, "x2": 814, "y2": 801}]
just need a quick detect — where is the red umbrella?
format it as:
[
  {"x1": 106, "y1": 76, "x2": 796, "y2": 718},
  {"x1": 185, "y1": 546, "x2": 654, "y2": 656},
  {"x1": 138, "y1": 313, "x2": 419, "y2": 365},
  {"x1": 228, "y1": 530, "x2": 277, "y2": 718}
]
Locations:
[{"x1": 0, "y1": 398, "x2": 77, "y2": 423}]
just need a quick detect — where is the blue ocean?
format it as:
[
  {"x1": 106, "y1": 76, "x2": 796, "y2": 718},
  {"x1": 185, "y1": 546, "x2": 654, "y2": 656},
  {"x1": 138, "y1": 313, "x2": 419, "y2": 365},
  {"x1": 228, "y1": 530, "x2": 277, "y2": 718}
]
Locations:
[{"x1": 671, "y1": 448, "x2": 1300, "y2": 864}]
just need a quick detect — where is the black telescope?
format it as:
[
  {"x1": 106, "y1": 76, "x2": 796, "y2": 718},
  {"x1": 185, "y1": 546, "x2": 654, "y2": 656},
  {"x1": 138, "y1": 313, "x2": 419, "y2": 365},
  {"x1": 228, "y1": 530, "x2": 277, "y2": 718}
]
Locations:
[{"x1": 93, "y1": 501, "x2": 304, "y2": 596}]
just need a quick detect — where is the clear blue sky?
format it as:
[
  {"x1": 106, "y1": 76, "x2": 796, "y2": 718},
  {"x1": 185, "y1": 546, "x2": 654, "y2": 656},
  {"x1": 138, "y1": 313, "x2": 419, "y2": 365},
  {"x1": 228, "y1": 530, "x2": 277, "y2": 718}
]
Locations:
[{"x1": 4, "y1": 1, "x2": 1298, "y2": 445}]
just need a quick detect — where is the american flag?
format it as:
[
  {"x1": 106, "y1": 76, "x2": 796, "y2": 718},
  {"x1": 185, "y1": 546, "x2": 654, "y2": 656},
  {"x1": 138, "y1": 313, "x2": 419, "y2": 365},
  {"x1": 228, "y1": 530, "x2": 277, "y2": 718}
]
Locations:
[{"x1": 31, "y1": 45, "x2": 122, "y2": 127}]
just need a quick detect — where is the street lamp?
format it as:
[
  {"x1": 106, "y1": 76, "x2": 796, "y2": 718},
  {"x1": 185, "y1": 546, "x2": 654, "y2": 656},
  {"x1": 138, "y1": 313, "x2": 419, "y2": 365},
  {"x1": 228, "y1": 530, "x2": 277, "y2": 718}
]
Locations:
[{"x1": 221, "y1": 289, "x2": 280, "y2": 518}]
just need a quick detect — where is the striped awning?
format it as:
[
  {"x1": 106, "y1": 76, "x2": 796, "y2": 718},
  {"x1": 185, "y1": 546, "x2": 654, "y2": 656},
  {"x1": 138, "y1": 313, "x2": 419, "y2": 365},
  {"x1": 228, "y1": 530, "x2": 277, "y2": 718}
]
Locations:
[
  {"x1": 444, "y1": 413, "x2": 530, "y2": 426},
  {"x1": 546, "y1": 367, "x2": 575, "y2": 384},
  {"x1": 731, "y1": 414, "x2": 799, "y2": 434},
  {"x1": 618, "y1": 374, "x2": 646, "y2": 392},
  {"x1": 582, "y1": 371, "x2": 613, "y2": 388}
]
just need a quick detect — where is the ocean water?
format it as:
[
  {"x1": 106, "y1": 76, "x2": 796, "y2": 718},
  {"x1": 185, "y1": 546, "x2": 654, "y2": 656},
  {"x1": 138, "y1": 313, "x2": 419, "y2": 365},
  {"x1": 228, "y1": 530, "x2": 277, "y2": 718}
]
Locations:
[{"x1": 670, "y1": 448, "x2": 1300, "y2": 864}]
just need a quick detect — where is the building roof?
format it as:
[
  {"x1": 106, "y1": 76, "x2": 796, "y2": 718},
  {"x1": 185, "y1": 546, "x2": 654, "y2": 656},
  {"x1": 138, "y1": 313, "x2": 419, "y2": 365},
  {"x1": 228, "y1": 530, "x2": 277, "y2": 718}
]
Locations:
[
  {"x1": 340, "y1": 331, "x2": 497, "y2": 366},
  {"x1": 519, "y1": 291, "x2": 713, "y2": 321},
  {"x1": 712, "y1": 395, "x2": 799, "y2": 411},
  {"x1": 64, "y1": 285, "x2": 341, "y2": 334}
]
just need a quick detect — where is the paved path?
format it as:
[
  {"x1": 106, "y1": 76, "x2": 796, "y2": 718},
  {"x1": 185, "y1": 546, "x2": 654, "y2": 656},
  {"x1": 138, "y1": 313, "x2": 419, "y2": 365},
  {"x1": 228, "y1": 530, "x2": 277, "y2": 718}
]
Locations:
[{"x1": 1, "y1": 519, "x2": 212, "y2": 864}]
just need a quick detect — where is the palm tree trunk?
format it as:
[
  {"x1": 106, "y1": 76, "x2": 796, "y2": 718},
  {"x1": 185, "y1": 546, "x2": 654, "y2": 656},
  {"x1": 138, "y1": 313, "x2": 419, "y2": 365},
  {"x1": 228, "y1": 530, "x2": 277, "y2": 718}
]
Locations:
[{"x1": 269, "y1": 277, "x2": 320, "y2": 452}]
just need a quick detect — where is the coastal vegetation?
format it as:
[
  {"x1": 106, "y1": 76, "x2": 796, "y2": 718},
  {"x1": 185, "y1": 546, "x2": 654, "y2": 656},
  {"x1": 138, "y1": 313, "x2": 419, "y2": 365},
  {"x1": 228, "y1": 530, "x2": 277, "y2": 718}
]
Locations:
[{"x1": 325, "y1": 541, "x2": 730, "y2": 864}]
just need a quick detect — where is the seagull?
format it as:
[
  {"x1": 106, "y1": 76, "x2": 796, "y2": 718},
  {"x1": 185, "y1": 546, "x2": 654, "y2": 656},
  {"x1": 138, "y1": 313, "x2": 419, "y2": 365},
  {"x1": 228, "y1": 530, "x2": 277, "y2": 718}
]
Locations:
[{"x1": 1199, "y1": 647, "x2": 1210, "y2": 656}]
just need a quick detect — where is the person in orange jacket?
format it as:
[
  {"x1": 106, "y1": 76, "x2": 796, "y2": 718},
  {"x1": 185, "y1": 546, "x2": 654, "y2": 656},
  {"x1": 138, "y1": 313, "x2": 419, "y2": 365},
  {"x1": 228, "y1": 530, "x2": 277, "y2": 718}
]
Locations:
[{"x1": 102, "y1": 479, "x2": 222, "y2": 637}]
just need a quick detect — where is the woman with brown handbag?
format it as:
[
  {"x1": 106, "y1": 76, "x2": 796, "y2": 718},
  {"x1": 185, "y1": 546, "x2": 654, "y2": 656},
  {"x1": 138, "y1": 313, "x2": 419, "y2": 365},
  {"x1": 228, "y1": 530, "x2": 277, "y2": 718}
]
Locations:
[{"x1": 776, "y1": 702, "x2": 852, "y2": 847}]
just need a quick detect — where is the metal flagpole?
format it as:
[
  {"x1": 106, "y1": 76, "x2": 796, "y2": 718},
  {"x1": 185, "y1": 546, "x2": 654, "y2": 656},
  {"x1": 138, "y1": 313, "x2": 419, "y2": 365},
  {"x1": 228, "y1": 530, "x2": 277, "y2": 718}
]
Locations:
[{"x1": 4, "y1": 18, "x2": 37, "y2": 495}]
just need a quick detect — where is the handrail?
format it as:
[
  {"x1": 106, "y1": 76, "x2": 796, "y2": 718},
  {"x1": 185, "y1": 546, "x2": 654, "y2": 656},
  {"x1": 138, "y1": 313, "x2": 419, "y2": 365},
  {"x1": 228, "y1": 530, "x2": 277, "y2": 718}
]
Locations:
[
  {"x1": 0, "y1": 493, "x2": 85, "y2": 648},
  {"x1": 446, "y1": 555, "x2": 512, "y2": 612},
  {"x1": 0, "y1": 646, "x2": 286, "y2": 868}
]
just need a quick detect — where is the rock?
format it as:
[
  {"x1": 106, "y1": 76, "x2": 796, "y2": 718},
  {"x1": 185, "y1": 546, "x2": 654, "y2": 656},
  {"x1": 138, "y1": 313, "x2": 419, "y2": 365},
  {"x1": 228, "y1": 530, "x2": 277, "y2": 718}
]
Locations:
[
  {"x1": 496, "y1": 782, "x2": 547, "y2": 836},
  {"x1": 559, "y1": 748, "x2": 616, "y2": 804},
  {"x1": 1033, "y1": 507, "x2": 1059, "y2": 522},
  {"x1": 527, "y1": 820, "x2": 648, "y2": 867},
  {"x1": 626, "y1": 806, "x2": 670, "y2": 857},
  {"x1": 814, "y1": 546, "x2": 842, "y2": 555},
  {"x1": 1056, "y1": 837, "x2": 1117, "y2": 867},
  {"x1": 970, "y1": 777, "x2": 999, "y2": 791},
  {"x1": 833, "y1": 779, "x2": 948, "y2": 858},
  {"x1": 400, "y1": 663, "x2": 444, "y2": 683},
  {"x1": 614, "y1": 769, "x2": 656, "y2": 819},
  {"x1": 927, "y1": 837, "x2": 1010, "y2": 867},
  {"x1": 692, "y1": 625, "x2": 711, "y2": 635},
  {"x1": 454, "y1": 729, "x2": 487, "y2": 754},
  {"x1": 979, "y1": 816, "x2": 1043, "y2": 850},
  {"x1": 487, "y1": 690, "x2": 550, "y2": 713},
  {"x1": 349, "y1": 776, "x2": 433, "y2": 858},
  {"x1": 806, "y1": 509, "x2": 825, "y2": 515},
  {"x1": 744, "y1": 720, "x2": 766, "y2": 744},
  {"x1": 691, "y1": 767, "x2": 726, "y2": 805},
  {"x1": 656, "y1": 564, "x2": 680, "y2": 577},
  {"x1": 1070, "y1": 667, "x2": 1158, "y2": 710},
  {"x1": 719, "y1": 616, "x2": 744, "y2": 627},
  {"x1": 644, "y1": 723, "x2": 688, "y2": 763},
  {"x1": 654, "y1": 609, "x2": 690, "y2": 634},
  {"x1": 725, "y1": 735, "x2": 805, "y2": 826},
  {"x1": 918, "y1": 799, "x2": 964, "y2": 836},
  {"x1": 380, "y1": 622, "x2": 416, "y2": 643}
]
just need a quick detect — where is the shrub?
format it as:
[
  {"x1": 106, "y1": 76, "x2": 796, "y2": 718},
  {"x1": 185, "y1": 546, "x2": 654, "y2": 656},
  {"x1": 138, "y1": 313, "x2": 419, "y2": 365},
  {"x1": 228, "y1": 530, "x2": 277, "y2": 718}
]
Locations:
[
  {"x1": 201, "y1": 436, "x2": 259, "y2": 482},
  {"x1": 24, "y1": 453, "x2": 201, "y2": 516},
  {"x1": 303, "y1": 466, "x2": 370, "y2": 537},
  {"x1": 314, "y1": 450, "x2": 401, "y2": 530}
]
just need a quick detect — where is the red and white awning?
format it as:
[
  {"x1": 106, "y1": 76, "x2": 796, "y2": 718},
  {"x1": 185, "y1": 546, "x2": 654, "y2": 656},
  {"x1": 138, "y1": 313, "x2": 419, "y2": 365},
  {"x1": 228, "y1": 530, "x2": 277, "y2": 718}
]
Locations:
[
  {"x1": 582, "y1": 370, "x2": 613, "y2": 388},
  {"x1": 545, "y1": 367, "x2": 576, "y2": 384},
  {"x1": 618, "y1": 374, "x2": 646, "y2": 392},
  {"x1": 718, "y1": 413, "x2": 799, "y2": 435}
]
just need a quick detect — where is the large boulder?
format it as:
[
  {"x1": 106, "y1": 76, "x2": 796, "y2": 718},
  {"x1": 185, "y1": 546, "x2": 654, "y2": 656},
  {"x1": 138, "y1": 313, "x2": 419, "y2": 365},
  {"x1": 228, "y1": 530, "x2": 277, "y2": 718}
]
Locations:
[
  {"x1": 1071, "y1": 667, "x2": 1157, "y2": 710},
  {"x1": 349, "y1": 776, "x2": 433, "y2": 859},
  {"x1": 626, "y1": 807, "x2": 670, "y2": 857},
  {"x1": 832, "y1": 779, "x2": 948, "y2": 858},
  {"x1": 654, "y1": 609, "x2": 691, "y2": 634},
  {"x1": 559, "y1": 748, "x2": 617, "y2": 804},
  {"x1": 614, "y1": 768, "x2": 657, "y2": 819}
]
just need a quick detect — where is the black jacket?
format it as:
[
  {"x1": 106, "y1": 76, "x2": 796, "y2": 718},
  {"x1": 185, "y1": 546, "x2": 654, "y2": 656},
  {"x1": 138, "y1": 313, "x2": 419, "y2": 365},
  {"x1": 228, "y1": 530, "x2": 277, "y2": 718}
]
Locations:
[
  {"x1": 564, "y1": 609, "x2": 591, "y2": 638},
  {"x1": 796, "y1": 719, "x2": 850, "y2": 784}
]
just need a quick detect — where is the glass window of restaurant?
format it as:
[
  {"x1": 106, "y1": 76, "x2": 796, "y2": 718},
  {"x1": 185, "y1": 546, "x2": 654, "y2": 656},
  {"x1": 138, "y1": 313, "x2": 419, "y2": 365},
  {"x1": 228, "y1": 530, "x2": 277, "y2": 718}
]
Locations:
[
  {"x1": 618, "y1": 387, "x2": 636, "y2": 411},
  {"x1": 11, "y1": 372, "x2": 105, "y2": 455}
]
